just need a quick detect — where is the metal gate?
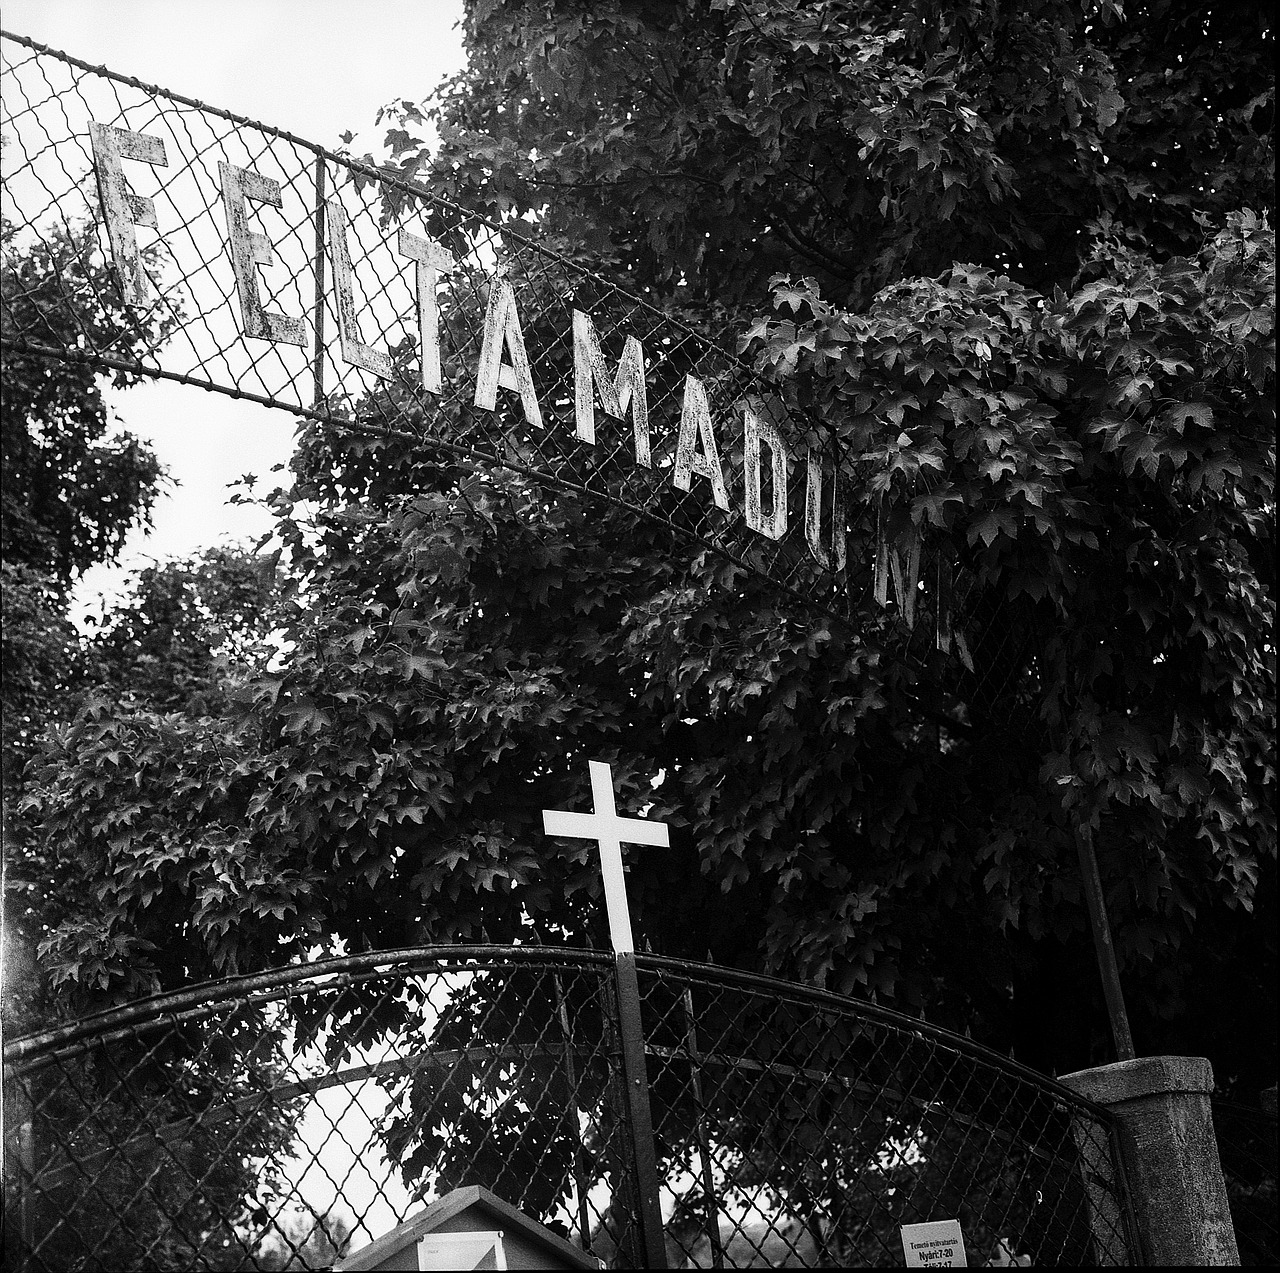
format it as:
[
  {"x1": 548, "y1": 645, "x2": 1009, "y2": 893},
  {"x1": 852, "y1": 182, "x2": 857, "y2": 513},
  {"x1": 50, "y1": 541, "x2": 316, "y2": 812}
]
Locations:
[{"x1": 3, "y1": 946, "x2": 1135, "y2": 1268}]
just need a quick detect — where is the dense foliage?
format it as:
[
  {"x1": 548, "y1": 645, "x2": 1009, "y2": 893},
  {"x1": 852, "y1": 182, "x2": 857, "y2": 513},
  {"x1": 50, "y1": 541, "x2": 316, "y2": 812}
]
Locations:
[
  {"x1": 3, "y1": 218, "x2": 170, "y2": 1015},
  {"x1": 0, "y1": 218, "x2": 273, "y2": 1015},
  {"x1": 378, "y1": 0, "x2": 1272, "y2": 316},
  {"x1": 1, "y1": 219, "x2": 170, "y2": 787},
  {"x1": 2, "y1": 225, "x2": 300, "y2": 1265},
  {"x1": 1, "y1": 221, "x2": 170, "y2": 583},
  {"x1": 14, "y1": 0, "x2": 1276, "y2": 1097},
  {"x1": 5, "y1": 546, "x2": 280, "y2": 1024}
]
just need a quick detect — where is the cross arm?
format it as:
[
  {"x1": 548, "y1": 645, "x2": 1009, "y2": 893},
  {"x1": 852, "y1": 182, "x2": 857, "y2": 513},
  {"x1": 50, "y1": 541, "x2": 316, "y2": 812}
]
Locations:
[
  {"x1": 543, "y1": 810, "x2": 602, "y2": 840},
  {"x1": 614, "y1": 818, "x2": 669, "y2": 848}
]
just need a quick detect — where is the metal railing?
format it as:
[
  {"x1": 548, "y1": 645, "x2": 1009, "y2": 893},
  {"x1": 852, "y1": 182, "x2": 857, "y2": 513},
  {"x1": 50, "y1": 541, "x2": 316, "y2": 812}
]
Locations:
[{"x1": 4, "y1": 946, "x2": 1135, "y2": 1269}]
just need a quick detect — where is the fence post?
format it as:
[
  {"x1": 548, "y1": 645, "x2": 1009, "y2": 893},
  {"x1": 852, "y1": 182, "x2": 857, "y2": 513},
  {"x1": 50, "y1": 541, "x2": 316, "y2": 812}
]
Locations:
[
  {"x1": 1073, "y1": 823, "x2": 1136, "y2": 1062},
  {"x1": 1059, "y1": 1105, "x2": 1135, "y2": 1266},
  {"x1": 311, "y1": 152, "x2": 327, "y2": 410},
  {"x1": 552, "y1": 971, "x2": 595, "y2": 1255},
  {"x1": 613, "y1": 953, "x2": 667, "y2": 1269},
  {"x1": 1061, "y1": 1055, "x2": 1238, "y2": 1265},
  {"x1": 8, "y1": 1079, "x2": 38, "y2": 1269},
  {"x1": 681, "y1": 987, "x2": 724, "y2": 1270}
]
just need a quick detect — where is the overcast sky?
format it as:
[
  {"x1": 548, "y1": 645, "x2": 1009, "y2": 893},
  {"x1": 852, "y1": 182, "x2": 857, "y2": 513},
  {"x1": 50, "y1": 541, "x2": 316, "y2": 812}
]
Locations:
[{"x1": 2, "y1": 0, "x2": 467, "y2": 622}]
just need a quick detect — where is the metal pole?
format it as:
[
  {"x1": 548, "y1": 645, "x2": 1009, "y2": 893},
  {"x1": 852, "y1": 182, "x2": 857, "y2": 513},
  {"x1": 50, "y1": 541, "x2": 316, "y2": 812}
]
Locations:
[
  {"x1": 0, "y1": 836, "x2": 7, "y2": 1246},
  {"x1": 311, "y1": 154, "x2": 327, "y2": 410},
  {"x1": 613, "y1": 953, "x2": 667, "y2": 1269},
  {"x1": 1075, "y1": 822, "x2": 1136, "y2": 1061},
  {"x1": 681, "y1": 988, "x2": 724, "y2": 1269},
  {"x1": 552, "y1": 972, "x2": 595, "y2": 1253},
  {"x1": 11, "y1": 1082, "x2": 37, "y2": 1263},
  {"x1": 598, "y1": 966, "x2": 635, "y2": 1264}
]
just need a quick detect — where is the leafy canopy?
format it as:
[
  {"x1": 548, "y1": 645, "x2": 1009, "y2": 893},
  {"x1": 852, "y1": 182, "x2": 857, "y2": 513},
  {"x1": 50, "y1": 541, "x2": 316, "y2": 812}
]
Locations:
[
  {"x1": 1, "y1": 219, "x2": 170, "y2": 583},
  {"x1": 1, "y1": 220, "x2": 172, "y2": 790},
  {"x1": 16, "y1": 0, "x2": 1276, "y2": 1084},
  {"x1": 2, "y1": 228, "x2": 300, "y2": 1270}
]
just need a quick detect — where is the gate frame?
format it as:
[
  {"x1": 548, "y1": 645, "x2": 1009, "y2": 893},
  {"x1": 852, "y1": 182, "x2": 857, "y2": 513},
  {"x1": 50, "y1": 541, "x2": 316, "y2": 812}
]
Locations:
[{"x1": 4, "y1": 944, "x2": 1141, "y2": 1269}]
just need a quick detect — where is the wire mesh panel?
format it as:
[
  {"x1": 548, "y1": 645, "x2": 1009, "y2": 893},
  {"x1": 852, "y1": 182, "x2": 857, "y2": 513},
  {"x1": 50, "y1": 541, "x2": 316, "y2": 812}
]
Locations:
[
  {"x1": 3, "y1": 949, "x2": 635, "y2": 1272},
  {"x1": 4, "y1": 947, "x2": 1133, "y2": 1270},
  {"x1": 1212, "y1": 1098, "x2": 1278, "y2": 1266},
  {"x1": 635, "y1": 955, "x2": 1133, "y2": 1269},
  {"x1": 0, "y1": 28, "x2": 1019, "y2": 699}
]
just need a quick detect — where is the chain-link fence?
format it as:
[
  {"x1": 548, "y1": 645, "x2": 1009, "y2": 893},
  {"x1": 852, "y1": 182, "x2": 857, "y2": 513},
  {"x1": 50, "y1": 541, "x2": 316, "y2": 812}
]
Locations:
[
  {"x1": 0, "y1": 29, "x2": 1038, "y2": 710},
  {"x1": 4, "y1": 946, "x2": 1134, "y2": 1269}
]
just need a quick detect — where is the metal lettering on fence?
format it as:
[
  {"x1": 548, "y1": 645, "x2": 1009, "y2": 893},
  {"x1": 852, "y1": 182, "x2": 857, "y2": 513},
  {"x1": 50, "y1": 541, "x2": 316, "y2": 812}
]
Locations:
[
  {"x1": 0, "y1": 29, "x2": 1001, "y2": 679},
  {"x1": 3, "y1": 947, "x2": 1135, "y2": 1270}
]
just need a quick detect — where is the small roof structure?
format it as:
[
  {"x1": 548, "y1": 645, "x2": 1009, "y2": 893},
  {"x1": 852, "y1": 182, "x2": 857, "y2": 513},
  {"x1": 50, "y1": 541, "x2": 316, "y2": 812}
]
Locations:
[{"x1": 335, "y1": 1185, "x2": 603, "y2": 1271}]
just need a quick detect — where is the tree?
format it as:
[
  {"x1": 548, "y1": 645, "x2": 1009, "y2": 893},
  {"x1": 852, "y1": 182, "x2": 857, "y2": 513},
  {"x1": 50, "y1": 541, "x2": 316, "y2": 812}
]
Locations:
[
  {"x1": 2, "y1": 217, "x2": 176, "y2": 1032},
  {"x1": 1, "y1": 218, "x2": 169, "y2": 787},
  {"x1": 328, "y1": 0, "x2": 1278, "y2": 1078},
  {"x1": 17, "y1": 0, "x2": 1274, "y2": 1081},
  {"x1": 374, "y1": 0, "x2": 1271, "y2": 316},
  {"x1": 0, "y1": 218, "x2": 280, "y2": 1015},
  {"x1": 2, "y1": 226, "x2": 301, "y2": 1271},
  {"x1": 86, "y1": 545, "x2": 283, "y2": 716},
  {"x1": 10, "y1": 3, "x2": 1272, "y2": 1257},
  {"x1": 9, "y1": 545, "x2": 283, "y2": 1016}
]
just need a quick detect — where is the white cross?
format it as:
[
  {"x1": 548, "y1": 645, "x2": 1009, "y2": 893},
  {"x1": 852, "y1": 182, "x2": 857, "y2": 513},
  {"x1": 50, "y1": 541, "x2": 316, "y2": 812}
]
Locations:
[{"x1": 541, "y1": 760, "x2": 670, "y2": 954}]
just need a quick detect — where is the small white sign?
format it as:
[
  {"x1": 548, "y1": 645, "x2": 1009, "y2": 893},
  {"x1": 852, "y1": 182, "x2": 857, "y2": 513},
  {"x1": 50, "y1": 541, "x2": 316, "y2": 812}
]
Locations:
[
  {"x1": 417, "y1": 1230, "x2": 507, "y2": 1270},
  {"x1": 900, "y1": 1219, "x2": 968, "y2": 1267}
]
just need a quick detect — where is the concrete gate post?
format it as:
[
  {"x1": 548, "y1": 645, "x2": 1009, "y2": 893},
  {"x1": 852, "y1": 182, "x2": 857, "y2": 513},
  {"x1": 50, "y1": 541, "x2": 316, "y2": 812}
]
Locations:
[{"x1": 1060, "y1": 1056, "x2": 1238, "y2": 1266}]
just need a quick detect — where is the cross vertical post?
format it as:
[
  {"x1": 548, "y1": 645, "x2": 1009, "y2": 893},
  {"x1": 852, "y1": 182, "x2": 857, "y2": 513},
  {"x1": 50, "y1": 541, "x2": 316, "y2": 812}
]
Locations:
[
  {"x1": 541, "y1": 760, "x2": 669, "y2": 956},
  {"x1": 542, "y1": 760, "x2": 671, "y2": 1268}
]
